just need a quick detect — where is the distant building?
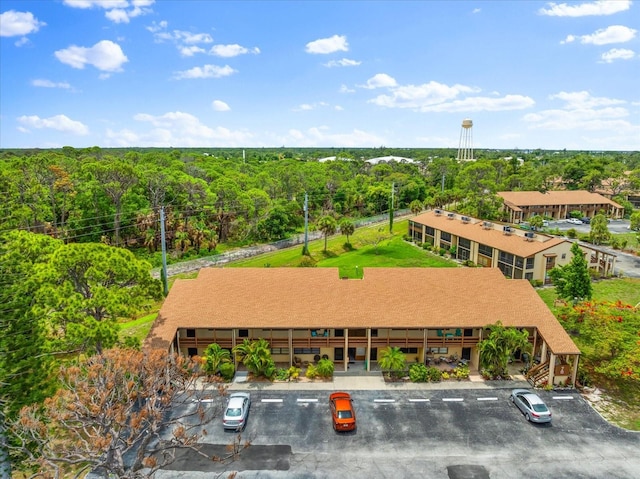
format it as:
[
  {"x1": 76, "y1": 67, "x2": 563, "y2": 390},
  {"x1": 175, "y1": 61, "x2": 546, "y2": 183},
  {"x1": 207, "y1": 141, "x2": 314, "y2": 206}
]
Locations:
[
  {"x1": 409, "y1": 209, "x2": 616, "y2": 282},
  {"x1": 365, "y1": 155, "x2": 416, "y2": 165},
  {"x1": 497, "y1": 191, "x2": 624, "y2": 223}
]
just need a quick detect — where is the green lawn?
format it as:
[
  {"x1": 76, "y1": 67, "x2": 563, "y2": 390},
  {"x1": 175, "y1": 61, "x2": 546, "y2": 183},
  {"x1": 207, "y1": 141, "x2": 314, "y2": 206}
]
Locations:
[
  {"x1": 119, "y1": 312, "x2": 158, "y2": 343},
  {"x1": 228, "y1": 218, "x2": 457, "y2": 275},
  {"x1": 538, "y1": 278, "x2": 640, "y2": 312}
]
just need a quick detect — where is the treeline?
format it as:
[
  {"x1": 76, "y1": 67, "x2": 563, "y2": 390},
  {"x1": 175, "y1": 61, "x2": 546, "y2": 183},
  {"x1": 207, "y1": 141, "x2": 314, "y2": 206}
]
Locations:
[{"x1": 1, "y1": 147, "x2": 639, "y2": 264}]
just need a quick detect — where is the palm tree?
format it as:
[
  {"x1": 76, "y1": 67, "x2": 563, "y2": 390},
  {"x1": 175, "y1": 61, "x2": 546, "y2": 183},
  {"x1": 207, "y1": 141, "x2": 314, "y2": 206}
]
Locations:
[
  {"x1": 232, "y1": 338, "x2": 275, "y2": 378},
  {"x1": 317, "y1": 215, "x2": 337, "y2": 252},
  {"x1": 202, "y1": 343, "x2": 231, "y2": 375},
  {"x1": 378, "y1": 346, "x2": 406, "y2": 378},
  {"x1": 478, "y1": 321, "x2": 532, "y2": 378},
  {"x1": 339, "y1": 218, "x2": 355, "y2": 245}
]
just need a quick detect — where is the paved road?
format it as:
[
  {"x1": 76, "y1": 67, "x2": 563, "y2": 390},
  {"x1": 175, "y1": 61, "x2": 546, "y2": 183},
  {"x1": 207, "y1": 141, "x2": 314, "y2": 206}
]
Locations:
[{"x1": 156, "y1": 385, "x2": 640, "y2": 479}]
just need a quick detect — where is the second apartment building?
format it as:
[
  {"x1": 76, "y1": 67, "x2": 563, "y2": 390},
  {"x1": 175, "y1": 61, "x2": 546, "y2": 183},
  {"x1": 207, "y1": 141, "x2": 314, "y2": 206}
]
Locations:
[{"x1": 409, "y1": 209, "x2": 615, "y2": 282}]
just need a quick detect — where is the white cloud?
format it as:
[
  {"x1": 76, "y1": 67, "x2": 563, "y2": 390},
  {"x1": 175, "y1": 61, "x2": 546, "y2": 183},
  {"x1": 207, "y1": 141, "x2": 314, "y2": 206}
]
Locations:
[
  {"x1": 152, "y1": 28, "x2": 213, "y2": 45},
  {"x1": 0, "y1": 10, "x2": 46, "y2": 37},
  {"x1": 64, "y1": 0, "x2": 154, "y2": 23},
  {"x1": 369, "y1": 80, "x2": 475, "y2": 107},
  {"x1": 55, "y1": 40, "x2": 128, "y2": 72},
  {"x1": 361, "y1": 73, "x2": 398, "y2": 89},
  {"x1": 564, "y1": 25, "x2": 637, "y2": 45},
  {"x1": 209, "y1": 44, "x2": 260, "y2": 57},
  {"x1": 212, "y1": 100, "x2": 230, "y2": 111},
  {"x1": 472, "y1": 8, "x2": 481, "y2": 14},
  {"x1": 305, "y1": 34, "x2": 348, "y2": 54},
  {"x1": 600, "y1": 47, "x2": 635, "y2": 62},
  {"x1": 524, "y1": 91, "x2": 636, "y2": 135},
  {"x1": 281, "y1": 127, "x2": 384, "y2": 147},
  {"x1": 293, "y1": 102, "x2": 330, "y2": 112},
  {"x1": 31, "y1": 79, "x2": 72, "y2": 89},
  {"x1": 339, "y1": 84, "x2": 355, "y2": 93},
  {"x1": 550, "y1": 91, "x2": 626, "y2": 108},
  {"x1": 105, "y1": 111, "x2": 253, "y2": 147},
  {"x1": 324, "y1": 58, "x2": 361, "y2": 68},
  {"x1": 179, "y1": 45, "x2": 205, "y2": 57},
  {"x1": 146, "y1": 20, "x2": 167, "y2": 33},
  {"x1": 17, "y1": 114, "x2": 89, "y2": 135},
  {"x1": 539, "y1": 1, "x2": 631, "y2": 17},
  {"x1": 423, "y1": 95, "x2": 535, "y2": 113},
  {"x1": 172, "y1": 64, "x2": 236, "y2": 79}
]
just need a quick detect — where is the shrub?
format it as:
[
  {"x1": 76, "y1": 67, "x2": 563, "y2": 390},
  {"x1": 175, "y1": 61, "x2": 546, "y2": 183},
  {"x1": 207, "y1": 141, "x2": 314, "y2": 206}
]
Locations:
[
  {"x1": 529, "y1": 279, "x2": 543, "y2": 287},
  {"x1": 409, "y1": 363, "x2": 428, "y2": 382},
  {"x1": 452, "y1": 365, "x2": 470, "y2": 380},
  {"x1": 441, "y1": 372, "x2": 450, "y2": 380},
  {"x1": 422, "y1": 242, "x2": 430, "y2": 250},
  {"x1": 219, "y1": 362, "x2": 235, "y2": 381},
  {"x1": 305, "y1": 364, "x2": 318, "y2": 379},
  {"x1": 287, "y1": 366, "x2": 300, "y2": 381},
  {"x1": 315, "y1": 358, "x2": 334, "y2": 378},
  {"x1": 438, "y1": 247, "x2": 446, "y2": 256},
  {"x1": 566, "y1": 228, "x2": 577, "y2": 239},
  {"x1": 298, "y1": 256, "x2": 317, "y2": 267},
  {"x1": 425, "y1": 366, "x2": 442, "y2": 382},
  {"x1": 403, "y1": 234, "x2": 412, "y2": 242},
  {"x1": 275, "y1": 368, "x2": 289, "y2": 381}
]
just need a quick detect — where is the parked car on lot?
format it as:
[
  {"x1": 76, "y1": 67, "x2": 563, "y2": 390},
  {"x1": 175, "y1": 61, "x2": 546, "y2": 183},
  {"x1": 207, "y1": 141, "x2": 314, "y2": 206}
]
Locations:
[
  {"x1": 329, "y1": 392, "x2": 356, "y2": 431},
  {"x1": 510, "y1": 389, "x2": 552, "y2": 424},
  {"x1": 223, "y1": 392, "x2": 251, "y2": 431},
  {"x1": 567, "y1": 218, "x2": 582, "y2": 225},
  {"x1": 581, "y1": 217, "x2": 591, "y2": 224}
]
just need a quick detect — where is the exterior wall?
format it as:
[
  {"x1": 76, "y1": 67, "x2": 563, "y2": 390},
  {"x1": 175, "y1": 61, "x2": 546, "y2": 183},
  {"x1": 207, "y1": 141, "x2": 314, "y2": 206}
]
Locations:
[{"x1": 504, "y1": 202, "x2": 623, "y2": 221}]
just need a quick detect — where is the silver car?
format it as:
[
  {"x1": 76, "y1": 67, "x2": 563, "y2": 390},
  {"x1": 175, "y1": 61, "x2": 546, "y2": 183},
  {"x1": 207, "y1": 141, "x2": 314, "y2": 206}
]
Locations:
[
  {"x1": 510, "y1": 389, "x2": 552, "y2": 424},
  {"x1": 223, "y1": 392, "x2": 251, "y2": 431}
]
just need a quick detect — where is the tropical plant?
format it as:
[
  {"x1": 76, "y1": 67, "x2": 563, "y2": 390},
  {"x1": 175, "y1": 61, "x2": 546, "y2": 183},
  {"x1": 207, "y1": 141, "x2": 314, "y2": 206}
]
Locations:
[
  {"x1": 425, "y1": 366, "x2": 443, "y2": 382},
  {"x1": 409, "y1": 199, "x2": 423, "y2": 216},
  {"x1": 477, "y1": 321, "x2": 532, "y2": 379},
  {"x1": 305, "y1": 364, "x2": 318, "y2": 379},
  {"x1": 232, "y1": 338, "x2": 276, "y2": 379},
  {"x1": 378, "y1": 346, "x2": 406, "y2": 378},
  {"x1": 316, "y1": 358, "x2": 334, "y2": 378},
  {"x1": 219, "y1": 362, "x2": 235, "y2": 381},
  {"x1": 317, "y1": 215, "x2": 338, "y2": 252},
  {"x1": 202, "y1": 343, "x2": 232, "y2": 376},
  {"x1": 590, "y1": 213, "x2": 611, "y2": 245},
  {"x1": 409, "y1": 363, "x2": 428, "y2": 382},
  {"x1": 339, "y1": 218, "x2": 355, "y2": 246}
]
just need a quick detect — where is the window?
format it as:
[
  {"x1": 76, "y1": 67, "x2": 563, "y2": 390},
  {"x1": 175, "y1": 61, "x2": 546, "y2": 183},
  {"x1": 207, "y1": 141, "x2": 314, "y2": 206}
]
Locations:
[
  {"x1": 238, "y1": 329, "x2": 249, "y2": 338},
  {"x1": 399, "y1": 347, "x2": 418, "y2": 354},
  {"x1": 561, "y1": 253, "x2": 566, "y2": 259},
  {"x1": 294, "y1": 348, "x2": 320, "y2": 355},
  {"x1": 499, "y1": 251, "x2": 514, "y2": 264},
  {"x1": 458, "y1": 238, "x2": 471, "y2": 249},
  {"x1": 371, "y1": 329, "x2": 378, "y2": 337},
  {"x1": 515, "y1": 256, "x2": 524, "y2": 269},
  {"x1": 271, "y1": 348, "x2": 290, "y2": 355},
  {"x1": 187, "y1": 348, "x2": 198, "y2": 356},
  {"x1": 478, "y1": 243, "x2": 492, "y2": 257},
  {"x1": 526, "y1": 257, "x2": 535, "y2": 269},
  {"x1": 525, "y1": 272, "x2": 534, "y2": 280},
  {"x1": 425, "y1": 226, "x2": 435, "y2": 236},
  {"x1": 349, "y1": 329, "x2": 366, "y2": 337},
  {"x1": 441, "y1": 232, "x2": 452, "y2": 242},
  {"x1": 438, "y1": 347, "x2": 448, "y2": 354},
  {"x1": 335, "y1": 329, "x2": 344, "y2": 337},
  {"x1": 186, "y1": 329, "x2": 196, "y2": 338}
]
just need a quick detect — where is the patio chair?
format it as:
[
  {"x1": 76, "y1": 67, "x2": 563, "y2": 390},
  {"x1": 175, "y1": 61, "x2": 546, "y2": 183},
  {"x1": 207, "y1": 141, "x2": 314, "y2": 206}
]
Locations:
[
  {"x1": 311, "y1": 330, "x2": 317, "y2": 337},
  {"x1": 455, "y1": 328, "x2": 462, "y2": 337},
  {"x1": 293, "y1": 356, "x2": 302, "y2": 367},
  {"x1": 437, "y1": 329, "x2": 443, "y2": 337}
]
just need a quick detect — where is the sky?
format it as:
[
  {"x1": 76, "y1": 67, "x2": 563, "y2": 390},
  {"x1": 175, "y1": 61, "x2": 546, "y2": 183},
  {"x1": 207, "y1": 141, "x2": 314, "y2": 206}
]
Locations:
[{"x1": 0, "y1": 0, "x2": 639, "y2": 151}]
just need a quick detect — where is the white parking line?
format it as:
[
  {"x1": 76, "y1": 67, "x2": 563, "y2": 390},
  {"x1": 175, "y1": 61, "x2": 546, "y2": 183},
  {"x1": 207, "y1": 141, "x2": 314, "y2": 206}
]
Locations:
[
  {"x1": 199, "y1": 398, "x2": 216, "y2": 403},
  {"x1": 297, "y1": 398, "x2": 319, "y2": 403},
  {"x1": 442, "y1": 398, "x2": 464, "y2": 402},
  {"x1": 553, "y1": 396, "x2": 575, "y2": 400},
  {"x1": 374, "y1": 399, "x2": 396, "y2": 403},
  {"x1": 261, "y1": 399, "x2": 284, "y2": 403},
  {"x1": 477, "y1": 397, "x2": 498, "y2": 401},
  {"x1": 408, "y1": 398, "x2": 430, "y2": 402}
]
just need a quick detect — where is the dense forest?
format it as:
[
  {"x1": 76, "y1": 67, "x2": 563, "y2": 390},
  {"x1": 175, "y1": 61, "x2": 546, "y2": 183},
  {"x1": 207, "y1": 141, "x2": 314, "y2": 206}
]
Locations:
[{"x1": 1, "y1": 147, "x2": 639, "y2": 267}]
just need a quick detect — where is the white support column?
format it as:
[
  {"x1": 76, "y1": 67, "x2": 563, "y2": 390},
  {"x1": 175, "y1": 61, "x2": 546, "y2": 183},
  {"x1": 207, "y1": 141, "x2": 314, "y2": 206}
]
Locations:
[
  {"x1": 344, "y1": 329, "x2": 349, "y2": 372},
  {"x1": 422, "y1": 329, "x2": 428, "y2": 364},
  {"x1": 366, "y1": 328, "x2": 372, "y2": 372},
  {"x1": 288, "y1": 329, "x2": 293, "y2": 366},
  {"x1": 548, "y1": 353, "x2": 556, "y2": 386},
  {"x1": 571, "y1": 355, "x2": 579, "y2": 388}
]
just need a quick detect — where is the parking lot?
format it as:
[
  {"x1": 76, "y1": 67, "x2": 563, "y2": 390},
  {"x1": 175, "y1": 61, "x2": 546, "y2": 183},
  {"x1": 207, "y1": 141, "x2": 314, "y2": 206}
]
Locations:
[{"x1": 158, "y1": 389, "x2": 640, "y2": 479}]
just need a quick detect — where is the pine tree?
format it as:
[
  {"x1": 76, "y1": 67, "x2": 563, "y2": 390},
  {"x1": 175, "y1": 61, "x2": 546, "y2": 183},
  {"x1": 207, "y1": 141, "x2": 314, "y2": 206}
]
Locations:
[{"x1": 549, "y1": 242, "x2": 593, "y2": 301}]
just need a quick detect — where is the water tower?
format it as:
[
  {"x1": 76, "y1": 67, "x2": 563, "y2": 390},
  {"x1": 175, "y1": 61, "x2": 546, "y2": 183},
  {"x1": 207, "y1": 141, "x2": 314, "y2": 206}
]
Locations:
[{"x1": 457, "y1": 118, "x2": 474, "y2": 161}]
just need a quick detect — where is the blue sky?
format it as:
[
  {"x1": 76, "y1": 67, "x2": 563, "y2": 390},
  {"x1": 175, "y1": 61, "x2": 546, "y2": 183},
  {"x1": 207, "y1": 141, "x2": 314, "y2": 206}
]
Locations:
[{"x1": 1, "y1": 0, "x2": 638, "y2": 150}]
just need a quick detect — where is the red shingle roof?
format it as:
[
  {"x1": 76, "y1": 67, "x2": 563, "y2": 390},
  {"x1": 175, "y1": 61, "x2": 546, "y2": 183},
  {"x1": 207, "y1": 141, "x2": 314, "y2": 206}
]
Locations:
[{"x1": 146, "y1": 267, "x2": 579, "y2": 355}]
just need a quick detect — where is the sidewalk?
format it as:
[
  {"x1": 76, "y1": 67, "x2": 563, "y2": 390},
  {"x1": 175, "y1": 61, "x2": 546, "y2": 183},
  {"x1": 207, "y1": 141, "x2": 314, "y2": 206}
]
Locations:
[{"x1": 223, "y1": 371, "x2": 531, "y2": 392}]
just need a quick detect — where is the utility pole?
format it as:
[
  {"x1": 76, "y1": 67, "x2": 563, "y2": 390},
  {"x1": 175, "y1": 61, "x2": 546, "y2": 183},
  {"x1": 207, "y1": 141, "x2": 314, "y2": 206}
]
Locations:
[
  {"x1": 389, "y1": 182, "x2": 395, "y2": 233},
  {"x1": 160, "y1": 206, "x2": 168, "y2": 295},
  {"x1": 302, "y1": 192, "x2": 310, "y2": 256}
]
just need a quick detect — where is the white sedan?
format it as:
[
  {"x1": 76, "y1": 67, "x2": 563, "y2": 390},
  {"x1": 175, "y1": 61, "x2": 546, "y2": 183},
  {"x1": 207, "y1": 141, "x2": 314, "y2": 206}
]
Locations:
[
  {"x1": 223, "y1": 392, "x2": 251, "y2": 431},
  {"x1": 567, "y1": 218, "x2": 582, "y2": 225}
]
